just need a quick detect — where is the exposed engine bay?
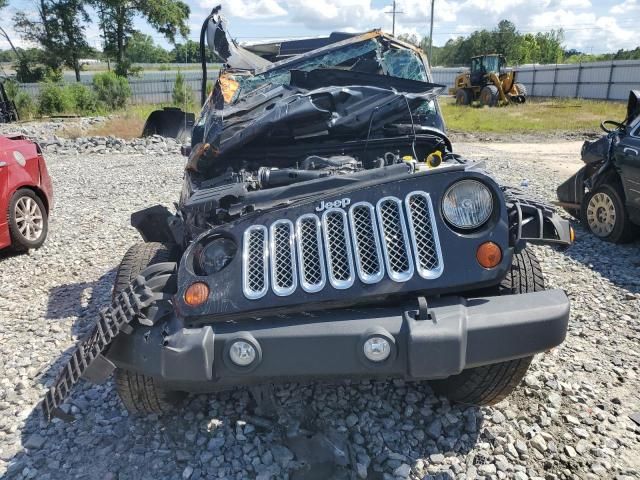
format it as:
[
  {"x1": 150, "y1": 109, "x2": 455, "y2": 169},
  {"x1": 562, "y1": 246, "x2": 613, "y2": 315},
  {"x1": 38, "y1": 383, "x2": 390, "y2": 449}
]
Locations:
[{"x1": 180, "y1": 131, "x2": 459, "y2": 238}]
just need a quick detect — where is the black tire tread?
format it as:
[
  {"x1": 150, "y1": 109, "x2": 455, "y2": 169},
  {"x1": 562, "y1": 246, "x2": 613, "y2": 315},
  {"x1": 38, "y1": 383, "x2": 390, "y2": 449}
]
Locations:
[
  {"x1": 114, "y1": 369, "x2": 183, "y2": 415},
  {"x1": 112, "y1": 242, "x2": 174, "y2": 300},
  {"x1": 515, "y1": 82, "x2": 527, "y2": 97},
  {"x1": 498, "y1": 248, "x2": 545, "y2": 295},
  {"x1": 431, "y1": 249, "x2": 542, "y2": 406},
  {"x1": 456, "y1": 88, "x2": 471, "y2": 106},
  {"x1": 480, "y1": 85, "x2": 499, "y2": 106},
  {"x1": 112, "y1": 242, "x2": 184, "y2": 415}
]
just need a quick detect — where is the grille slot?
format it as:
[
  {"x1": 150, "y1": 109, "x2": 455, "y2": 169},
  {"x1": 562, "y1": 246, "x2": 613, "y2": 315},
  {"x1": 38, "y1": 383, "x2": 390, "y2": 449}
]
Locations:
[
  {"x1": 270, "y1": 220, "x2": 297, "y2": 296},
  {"x1": 242, "y1": 226, "x2": 269, "y2": 299},
  {"x1": 348, "y1": 202, "x2": 384, "y2": 284},
  {"x1": 405, "y1": 192, "x2": 444, "y2": 279},
  {"x1": 296, "y1": 214, "x2": 326, "y2": 293},
  {"x1": 376, "y1": 197, "x2": 414, "y2": 282},
  {"x1": 241, "y1": 191, "x2": 444, "y2": 299},
  {"x1": 322, "y1": 208, "x2": 355, "y2": 289}
]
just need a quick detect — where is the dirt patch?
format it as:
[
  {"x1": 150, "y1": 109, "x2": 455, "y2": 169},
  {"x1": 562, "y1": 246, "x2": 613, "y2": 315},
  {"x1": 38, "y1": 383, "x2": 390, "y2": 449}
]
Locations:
[{"x1": 458, "y1": 140, "x2": 586, "y2": 177}]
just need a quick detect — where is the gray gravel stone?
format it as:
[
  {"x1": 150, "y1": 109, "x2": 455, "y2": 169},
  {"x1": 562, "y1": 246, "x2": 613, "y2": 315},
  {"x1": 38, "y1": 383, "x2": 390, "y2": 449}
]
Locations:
[
  {"x1": 0, "y1": 130, "x2": 637, "y2": 480},
  {"x1": 393, "y1": 463, "x2": 411, "y2": 478}
]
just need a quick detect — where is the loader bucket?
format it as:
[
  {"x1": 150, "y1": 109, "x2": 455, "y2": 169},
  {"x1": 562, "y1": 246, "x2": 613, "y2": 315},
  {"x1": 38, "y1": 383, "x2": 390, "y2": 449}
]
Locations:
[{"x1": 142, "y1": 107, "x2": 195, "y2": 143}]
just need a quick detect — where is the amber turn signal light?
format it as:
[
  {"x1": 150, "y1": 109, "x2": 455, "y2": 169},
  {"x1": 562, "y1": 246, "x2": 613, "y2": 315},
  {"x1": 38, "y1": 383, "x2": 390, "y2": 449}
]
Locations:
[
  {"x1": 184, "y1": 282, "x2": 210, "y2": 306},
  {"x1": 569, "y1": 226, "x2": 576, "y2": 243},
  {"x1": 476, "y1": 242, "x2": 502, "y2": 269}
]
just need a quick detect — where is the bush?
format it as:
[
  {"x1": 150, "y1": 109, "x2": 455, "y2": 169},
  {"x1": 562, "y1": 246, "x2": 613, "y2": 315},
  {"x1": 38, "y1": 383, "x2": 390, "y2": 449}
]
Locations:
[
  {"x1": 3, "y1": 79, "x2": 20, "y2": 100},
  {"x1": 92, "y1": 72, "x2": 131, "y2": 110},
  {"x1": 66, "y1": 83, "x2": 99, "y2": 114},
  {"x1": 14, "y1": 91, "x2": 36, "y2": 120},
  {"x1": 37, "y1": 82, "x2": 74, "y2": 115},
  {"x1": 172, "y1": 70, "x2": 194, "y2": 107}
]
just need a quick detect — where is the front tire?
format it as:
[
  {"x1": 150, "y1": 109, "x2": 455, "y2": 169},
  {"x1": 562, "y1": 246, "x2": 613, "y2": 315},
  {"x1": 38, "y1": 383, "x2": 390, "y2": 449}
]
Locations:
[
  {"x1": 582, "y1": 183, "x2": 637, "y2": 243},
  {"x1": 515, "y1": 83, "x2": 527, "y2": 103},
  {"x1": 455, "y1": 88, "x2": 471, "y2": 106},
  {"x1": 430, "y1": 249, "x2": 542, "y2": 406},
  {"x1": 8, "y1": 189, "x2": 48, "y2": 252},
  {"x1": 479, "y1": 85, "x2": 499, "y2": 107},
  {"x1": 112, "y1": 242, "x2": 185, "y2": 415}
]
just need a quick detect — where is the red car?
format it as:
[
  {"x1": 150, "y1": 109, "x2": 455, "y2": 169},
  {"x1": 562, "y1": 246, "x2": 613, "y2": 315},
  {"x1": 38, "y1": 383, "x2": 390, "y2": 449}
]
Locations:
[{"x1": 0, "y1": 134, "x2": 53, "y2": 252}]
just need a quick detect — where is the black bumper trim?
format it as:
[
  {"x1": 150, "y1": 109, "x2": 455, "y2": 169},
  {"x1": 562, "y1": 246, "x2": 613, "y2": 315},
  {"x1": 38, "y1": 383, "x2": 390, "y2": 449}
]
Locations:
[{"x1": 107, "y1": 289, "x2": 569, "y2": 389}]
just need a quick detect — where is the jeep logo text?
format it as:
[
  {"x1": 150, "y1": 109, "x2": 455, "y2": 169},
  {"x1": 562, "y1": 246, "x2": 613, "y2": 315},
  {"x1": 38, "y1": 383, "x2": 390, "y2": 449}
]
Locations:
[{"x1": 315, "y1": 198, "x2": 351, "y2": 212}]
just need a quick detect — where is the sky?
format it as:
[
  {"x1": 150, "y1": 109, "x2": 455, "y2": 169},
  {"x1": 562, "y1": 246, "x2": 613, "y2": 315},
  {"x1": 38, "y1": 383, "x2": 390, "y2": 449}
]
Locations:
[{"x1": 1, "y1": 0, "x2": 637, "y2": 56}]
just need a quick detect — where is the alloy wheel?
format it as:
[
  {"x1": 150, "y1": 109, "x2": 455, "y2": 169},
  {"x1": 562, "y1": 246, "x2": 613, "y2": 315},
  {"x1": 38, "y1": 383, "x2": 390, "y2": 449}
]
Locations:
[
  {"x1": 14, "y1": 196, "x2": 44, "y2": 242},
  {"x1": 586, "y1": 192, "x2": 616, "y2": 237}
]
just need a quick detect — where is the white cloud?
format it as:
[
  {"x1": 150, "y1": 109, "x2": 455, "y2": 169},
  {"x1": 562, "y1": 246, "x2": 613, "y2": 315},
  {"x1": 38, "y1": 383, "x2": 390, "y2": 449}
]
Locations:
[
  {"x1": 202, "y1": 0, "x2": 287, "y2": 18},
  {"x1": 611, "y1": 0, "x2": 640, "y2": 14}
]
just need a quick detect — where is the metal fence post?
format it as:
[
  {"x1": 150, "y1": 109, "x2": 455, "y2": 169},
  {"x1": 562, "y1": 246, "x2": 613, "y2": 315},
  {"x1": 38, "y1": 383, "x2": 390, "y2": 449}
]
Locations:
[
  {"x1": 551, "y1": 63, "x2": 558, "y2": 97},
  {"x1": 531, "y1": 65, "x2": 537, "y2": 97},
  {"x1": 575, "y1": 62, "x2": 583, "y2": 98},
  {"x1": 605, "y1": 61, "x2": 615, "y2": 101}
]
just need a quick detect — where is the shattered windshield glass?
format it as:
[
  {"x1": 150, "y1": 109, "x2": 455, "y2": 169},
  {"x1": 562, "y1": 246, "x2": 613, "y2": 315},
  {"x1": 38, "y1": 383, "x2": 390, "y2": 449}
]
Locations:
[
  {"x1": 382, "y1": 49, "x2": 429, "y2": 82},
  {"x1": 235, "y1": 39, "x2": 381, "y2": 95}
]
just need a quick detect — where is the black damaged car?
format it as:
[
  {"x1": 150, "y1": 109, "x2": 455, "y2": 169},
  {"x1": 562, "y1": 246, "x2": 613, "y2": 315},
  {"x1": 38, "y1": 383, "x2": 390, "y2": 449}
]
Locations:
[
  {"x1": 557, "y1": 90, "x2": 640, "y2": 243},
  {"x1": 42, "y1": 7, "x2": 573, "y2": 420}
]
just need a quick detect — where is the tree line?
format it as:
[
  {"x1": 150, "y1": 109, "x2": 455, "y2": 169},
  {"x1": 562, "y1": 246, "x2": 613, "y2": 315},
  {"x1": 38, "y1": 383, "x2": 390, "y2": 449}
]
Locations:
[
  {"x1": 0, "y1": 0, "x2": 196, "y2": 82},
  {"x1": 398, "y1": 20, "x2": 640, "y2": 67}
]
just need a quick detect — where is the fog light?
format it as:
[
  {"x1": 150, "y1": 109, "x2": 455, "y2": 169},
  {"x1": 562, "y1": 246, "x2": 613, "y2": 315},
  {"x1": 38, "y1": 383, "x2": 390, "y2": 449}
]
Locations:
[
  {"x1": 363, "y1": 337, "x2": 391, "y2": 362},
  {"x1": 229, "y1": 341, "x2": 257, "y2": 367}
]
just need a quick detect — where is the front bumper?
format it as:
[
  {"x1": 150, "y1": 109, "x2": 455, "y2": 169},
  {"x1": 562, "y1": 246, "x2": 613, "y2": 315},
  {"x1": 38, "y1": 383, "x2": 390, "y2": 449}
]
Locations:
[{"x1": 107, "y1": 289, "x2": 569, "y2": 391}]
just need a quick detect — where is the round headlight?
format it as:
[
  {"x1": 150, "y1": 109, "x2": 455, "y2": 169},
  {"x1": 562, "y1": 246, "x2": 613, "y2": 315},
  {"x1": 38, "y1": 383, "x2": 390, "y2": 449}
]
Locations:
[
  {"x1": 442, "y1": 180, "x2": 493, "y2": 230},
  {"x1": 198, "y1": 237, "x2": 237, "y2": 275}
]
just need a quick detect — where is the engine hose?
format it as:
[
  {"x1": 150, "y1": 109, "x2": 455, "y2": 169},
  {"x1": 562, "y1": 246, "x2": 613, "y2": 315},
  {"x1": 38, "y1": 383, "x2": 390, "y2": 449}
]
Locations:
[{"x1": 258, "y1": 168, "x2": 331, "y2": 188}]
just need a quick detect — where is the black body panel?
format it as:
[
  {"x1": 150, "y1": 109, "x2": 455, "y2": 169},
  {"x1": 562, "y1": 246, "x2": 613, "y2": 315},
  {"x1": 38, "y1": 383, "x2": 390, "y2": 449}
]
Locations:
[{"x1": 175, "y1": 167, "x2": 513, "y2": 325}]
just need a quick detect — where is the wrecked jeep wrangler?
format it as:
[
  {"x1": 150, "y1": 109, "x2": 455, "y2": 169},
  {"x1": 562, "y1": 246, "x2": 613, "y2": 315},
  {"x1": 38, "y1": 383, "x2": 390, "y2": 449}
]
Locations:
[{"x1": 42, "y1": 8, "x2": 572, "y2": 421}]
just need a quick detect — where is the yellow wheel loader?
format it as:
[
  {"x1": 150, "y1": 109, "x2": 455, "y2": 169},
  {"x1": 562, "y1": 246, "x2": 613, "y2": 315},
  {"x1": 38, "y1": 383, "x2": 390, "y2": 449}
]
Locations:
[{"x1": 449, "y1": 54, "x2": 527, "y2": 107}]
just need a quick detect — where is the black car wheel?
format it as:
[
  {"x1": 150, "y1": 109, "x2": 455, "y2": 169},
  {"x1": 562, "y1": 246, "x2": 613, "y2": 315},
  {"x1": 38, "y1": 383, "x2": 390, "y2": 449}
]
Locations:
[
  {"x1": 430, "y1": 249, "x2": 542, "y2": 406},
  {"x1": 112, "y1": 242, "x2": 186, "y2": 415},
  {"x1": 582, "y1": 183, "x2": 637, "y2": 243},
  {"x1": 8, "y1": 189, "x2": 48, "y2": 252}
]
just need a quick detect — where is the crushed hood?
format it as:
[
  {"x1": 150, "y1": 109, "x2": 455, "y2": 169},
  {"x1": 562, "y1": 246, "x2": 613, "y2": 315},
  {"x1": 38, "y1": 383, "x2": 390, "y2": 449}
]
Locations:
[{"x1": 206, "y1": 9, "x2": 272, "y2": 71}]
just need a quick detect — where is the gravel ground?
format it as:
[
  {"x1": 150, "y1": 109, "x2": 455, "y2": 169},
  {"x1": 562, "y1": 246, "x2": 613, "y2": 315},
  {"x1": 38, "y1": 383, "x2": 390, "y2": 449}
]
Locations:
[{"x1": 0, "y1": 122, "x2": 639, "y2": 480}]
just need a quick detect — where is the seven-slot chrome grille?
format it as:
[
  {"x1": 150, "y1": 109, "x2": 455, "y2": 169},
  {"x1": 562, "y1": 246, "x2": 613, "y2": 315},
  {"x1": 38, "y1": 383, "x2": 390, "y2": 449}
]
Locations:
[{"x1": 242, "y1": 191, "x2": 443, "y2": 299}]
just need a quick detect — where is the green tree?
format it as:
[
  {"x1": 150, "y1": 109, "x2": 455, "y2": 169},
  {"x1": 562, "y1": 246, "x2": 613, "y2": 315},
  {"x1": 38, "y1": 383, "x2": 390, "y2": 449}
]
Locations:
[
  {"x1": 13, "y1": 0, "x2": 92, "y2": 81},
  {"x1": 172, "y1": 70, "x2": 193, "y2": 107},
  {"x1": 92, "y1": 71, "x2": 131, "y2": 109},
  {"x1": 126, "y1": 32, "x2": 171, "y2": 63},
  {"x1": 14, "y1": 48, "x2": 47, "y2": 83},
  {"x1": 536, "y1": 30, "x2": 564, "y2": 64},
  {"x1": 91, "y1": 0, "x2": 190, "y2": 76},
  {"x1": 172, "y1": 40, "x2": 215, "y2": 63}
]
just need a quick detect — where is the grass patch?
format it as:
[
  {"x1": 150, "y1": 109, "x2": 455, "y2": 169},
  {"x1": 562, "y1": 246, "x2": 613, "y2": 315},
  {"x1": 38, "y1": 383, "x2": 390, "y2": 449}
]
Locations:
[
  {"x1": 83, "y1": 103, "x2": 196, "y2": 139},
  {"x1": 440, "y1": 97, "x2": 627, "y2": 134}
]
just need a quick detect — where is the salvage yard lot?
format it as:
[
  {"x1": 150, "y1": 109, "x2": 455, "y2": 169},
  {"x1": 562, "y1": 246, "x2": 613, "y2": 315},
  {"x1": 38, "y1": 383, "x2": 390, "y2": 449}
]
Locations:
[
  {"x1": 0, "y1": 124, "x2": 638, "y2": 479},
  {"x1": 441, "y1": 97, "x2": 628, "y2": 134}
]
